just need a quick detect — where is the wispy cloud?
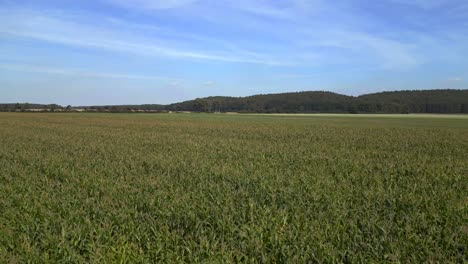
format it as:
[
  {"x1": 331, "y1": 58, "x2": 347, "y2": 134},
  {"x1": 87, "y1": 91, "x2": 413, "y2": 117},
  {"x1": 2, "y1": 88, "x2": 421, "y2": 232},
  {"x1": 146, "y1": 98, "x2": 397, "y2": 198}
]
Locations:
[
  {"x1": 0, "y1": 63, "x2": 179, "y2": 81},
  {"x1": 1, "y1": 1, "x2": 466, "y2": 76},
  {"x1": 203, "y1": 80, "x2": 216, "y2": 86},
  {"x1": 1, "y1": 0, "x2": 467, "y2": 105},
  {"x1": 178, "y1": 1, "x2": 421, "y2": 68},
  {"x1": 103, "y1": 0, "x2": 198, "y2": 10},
  {"x1": 0, "y1": 3, "x2": 435, "y2": 69},
  {"x1": 447, "y1": 77, "x2": 463, "y2": 82},
  {"x1": 0, "y1": 9, "x2": 287, "y2": 66},
  {"x1": 227, "y1": 0, "x2": 296, "y2": 20},
  {"x1": 275, "y1": 74, "x2": 313, "y2": 79},
  {"x1": 386, "y1": 0, "x2": 447, "y2": 9}
]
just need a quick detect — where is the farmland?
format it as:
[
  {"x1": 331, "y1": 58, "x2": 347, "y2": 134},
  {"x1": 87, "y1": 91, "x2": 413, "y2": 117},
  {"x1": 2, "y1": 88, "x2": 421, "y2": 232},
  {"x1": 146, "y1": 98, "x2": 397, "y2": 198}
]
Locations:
[{"x1": 0, "y1": 113, "x2": 467, "y2": 262}]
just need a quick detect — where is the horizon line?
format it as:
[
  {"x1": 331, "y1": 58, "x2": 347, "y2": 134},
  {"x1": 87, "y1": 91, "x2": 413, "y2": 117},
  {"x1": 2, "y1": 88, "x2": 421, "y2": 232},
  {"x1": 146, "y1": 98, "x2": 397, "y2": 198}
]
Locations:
[{"x1": 2, "y1": 88, "x2": 466, "y2": 107}]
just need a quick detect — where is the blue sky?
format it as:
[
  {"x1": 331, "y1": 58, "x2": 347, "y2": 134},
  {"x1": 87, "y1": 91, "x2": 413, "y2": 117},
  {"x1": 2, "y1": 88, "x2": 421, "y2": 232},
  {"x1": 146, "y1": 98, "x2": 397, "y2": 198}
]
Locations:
[{"x1": 0, "y1": 0, "x2": 467, "y2": 105}]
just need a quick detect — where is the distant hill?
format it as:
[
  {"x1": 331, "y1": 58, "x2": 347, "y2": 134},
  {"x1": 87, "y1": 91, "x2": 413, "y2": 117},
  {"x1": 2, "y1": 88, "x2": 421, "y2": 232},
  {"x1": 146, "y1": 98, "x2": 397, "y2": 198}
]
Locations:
[
  {"x1": 358, "y1": 90, "x2": 468, "y2": 113},
  {"x1": 166, "y1": 91, "x2": 355, "y2": 113},
  {"x1": 1, "y1": 89, "x2": 467, "y2": 113},
  {"x1": 165, "y1": 89, "x2": 468, "y2": 113}
]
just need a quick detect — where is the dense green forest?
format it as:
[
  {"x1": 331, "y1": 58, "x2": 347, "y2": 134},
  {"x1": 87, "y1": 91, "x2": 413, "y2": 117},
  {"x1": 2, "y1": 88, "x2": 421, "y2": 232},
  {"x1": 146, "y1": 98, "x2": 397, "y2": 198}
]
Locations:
[{"x1": 2, "y1": 89, "x2": 467, "y2": 113}]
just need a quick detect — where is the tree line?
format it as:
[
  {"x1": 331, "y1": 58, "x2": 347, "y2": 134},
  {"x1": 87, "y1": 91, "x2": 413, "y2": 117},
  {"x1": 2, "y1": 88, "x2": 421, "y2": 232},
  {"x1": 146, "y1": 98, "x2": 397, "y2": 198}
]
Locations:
[
  {"x1": 2, "y1": 89, "x2": 467, "y2": 114},
  {"x1": 166, "y1": 89, "x2": 468, "y2": 114},
  {"x1": 0, "y1": 103, "x2": 63, "y2": 112}
]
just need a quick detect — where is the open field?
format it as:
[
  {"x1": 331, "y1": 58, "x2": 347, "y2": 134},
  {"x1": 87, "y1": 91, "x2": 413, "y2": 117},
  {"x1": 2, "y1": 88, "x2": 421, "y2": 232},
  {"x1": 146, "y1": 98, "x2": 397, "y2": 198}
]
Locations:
[{"x1": 0, "y1": 113, "x2": 467, "y2": 262}]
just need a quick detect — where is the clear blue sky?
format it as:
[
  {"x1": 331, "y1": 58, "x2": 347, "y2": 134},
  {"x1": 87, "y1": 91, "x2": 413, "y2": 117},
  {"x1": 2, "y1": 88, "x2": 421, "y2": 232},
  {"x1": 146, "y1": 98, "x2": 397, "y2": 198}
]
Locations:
[{"x1": 0, "y1": 0, "x2": 467, "y2": 105}]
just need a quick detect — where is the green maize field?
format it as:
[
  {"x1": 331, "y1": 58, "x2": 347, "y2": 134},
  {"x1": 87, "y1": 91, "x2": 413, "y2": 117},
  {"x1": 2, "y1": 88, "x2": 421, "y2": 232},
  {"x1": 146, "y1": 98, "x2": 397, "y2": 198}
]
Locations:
[{"x1": 0, "y1": 113, "x2": 467, "y2": 263}]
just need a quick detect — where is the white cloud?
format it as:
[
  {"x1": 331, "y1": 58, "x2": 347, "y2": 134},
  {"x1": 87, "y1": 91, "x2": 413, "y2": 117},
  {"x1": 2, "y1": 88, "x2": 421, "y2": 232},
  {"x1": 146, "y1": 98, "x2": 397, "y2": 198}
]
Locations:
[
  {"x1": 203, "y1": 81, "x2": 216, "y2": 86},
  {"x1": 201, "y1": 1, "x2": 420, "y2": 68},
  {"x1": 0, "y1": 64, "x2": 178, "y2": 81},
  {"x1": 2, "y1": 1, "x2": 462, "y2": 70},
  {"x1": 276, "y1": 74, "x2": 312, "y2": 79},
  {"x1": 103, "y1": 0, "x2": 198, "y2": 10},
  {"x1": 386, "y1": 0, "x2": 447, "y2": 9},
  {"x1": 447, "y1": 77, "x2": 463, "y2": 82},
  {"x1": 0, "y1": 9, "x2": 287, "y2": 66},
  {"x1": 228, "y1": 1, "x2": 294, "y2": 20},
  {"x1": 296, "y1": 28, "x2": 420, "y2": 68}
]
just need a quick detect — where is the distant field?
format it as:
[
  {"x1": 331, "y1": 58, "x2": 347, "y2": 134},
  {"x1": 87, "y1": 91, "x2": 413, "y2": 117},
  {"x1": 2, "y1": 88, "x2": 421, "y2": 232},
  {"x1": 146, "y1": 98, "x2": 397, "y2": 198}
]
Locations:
[{"x1": 0, "y1": 113, "x2": 466, "y2": 262}]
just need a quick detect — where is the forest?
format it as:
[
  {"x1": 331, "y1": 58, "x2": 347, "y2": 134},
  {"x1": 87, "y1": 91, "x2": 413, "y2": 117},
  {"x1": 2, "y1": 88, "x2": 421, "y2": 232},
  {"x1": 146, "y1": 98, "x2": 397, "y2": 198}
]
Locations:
[{"x1": 1, "y1": 89, "x2": 467, "y2": 114}]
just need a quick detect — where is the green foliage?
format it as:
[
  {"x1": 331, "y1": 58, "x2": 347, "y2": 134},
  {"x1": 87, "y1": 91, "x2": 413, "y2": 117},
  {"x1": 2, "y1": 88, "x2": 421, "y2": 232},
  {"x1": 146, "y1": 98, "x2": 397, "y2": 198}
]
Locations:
[
  {"x1": 1, "y1": 89, "x2": 467, "y2": 113},
  {"x1": 360, "y1": 89, "x2": 468, "y2": 113},
  {"x1": 0, "y1": 103, "x2": 63, "y2": 112},
  {"x1": 167, "y1": 89, "x2": 468, "y2": 113},
  {"x1": 0, "y1": 113, "x2": 467, "y2": 263},
  {"x1": 84, "y1": 89, "x2": 468, "y2": 114}
]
